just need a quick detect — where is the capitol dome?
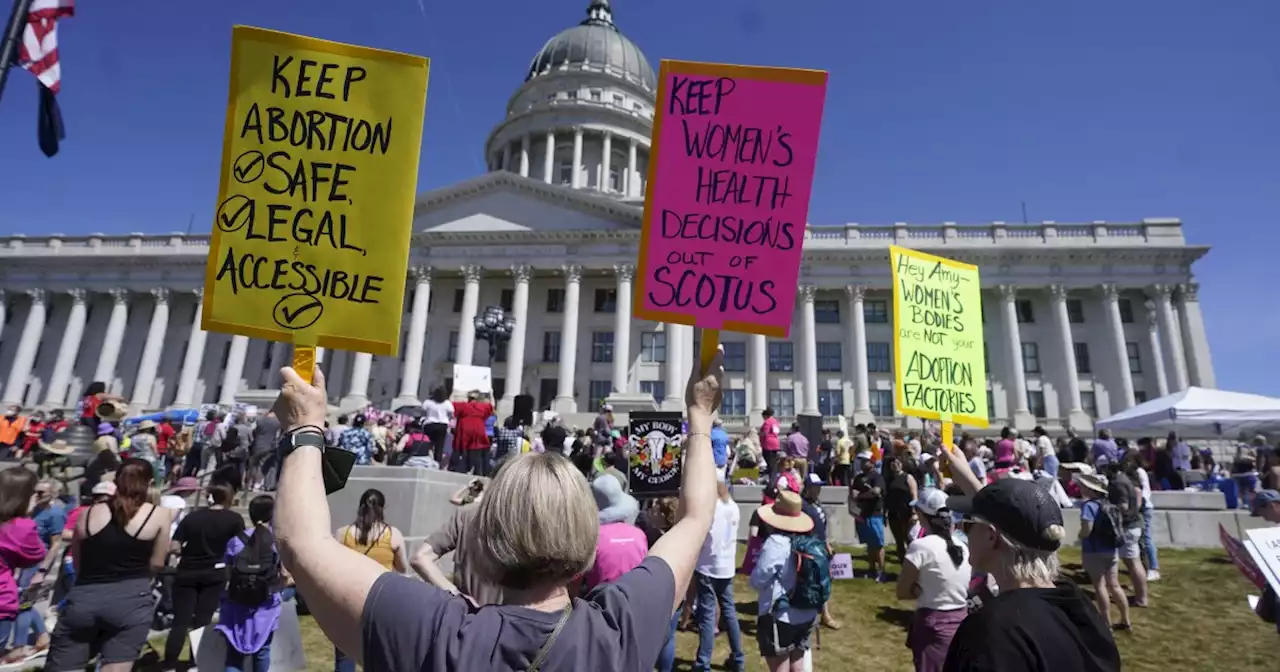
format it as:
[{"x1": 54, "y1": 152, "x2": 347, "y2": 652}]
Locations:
[
  {"x1": 526, "y1": 0, "x2": 656, "y2": 91},
  {"x1": 485, "y1": 0, "x2": 657, "y2": 200}
]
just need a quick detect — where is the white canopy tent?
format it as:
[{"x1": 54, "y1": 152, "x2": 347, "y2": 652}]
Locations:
[{"x1": 1095, "y1": 387, "x2": 1280, "y2": 436}]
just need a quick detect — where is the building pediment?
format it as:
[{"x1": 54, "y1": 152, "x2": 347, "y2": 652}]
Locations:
[{"x1": 412, "y1": 172, "x2": 641, "y2": 236}]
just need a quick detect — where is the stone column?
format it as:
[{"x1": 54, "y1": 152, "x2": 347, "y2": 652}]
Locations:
[
  {"x1": 845, "y1": 285, "x2": 873, "y2": 423},
  {"x1": 1, "y1": 290, "x2": 47, "y2": 406},
  {"x1": 501, "y1": 143, "x2": 512, "y2": 173},
  {"x1": 519, "y1": 135, "x2": 530, "y2": 178},
  {"x1": 264, "y1": 342, "x2": 289, "y2": 388},
  {"x1": 1100, "y1": 284, "x2": 1136, "y2": 411},
  {"x1": 93, "y1": 289, "x2": 130, "y2": 390},
  {"x1": 218, "y1": 335, "x2": 250, "y2": 406},
  {"x1": 173, "y1": 290, "x2": 207, "y2": 407},
  {"x1": 130, "y1": 288, "x2": 170, "y2": 410},
  {"x1": 1151, "y1": 284, "x2": 1189, "y2": 391},
  {"x1": 998, "y1": 285, "x2": 1034, "y2": 428},
  {"x1": 502, "y1": 264, "x2": 533, "y2": 409},
  {"x1": 543, "y1": 130, "x2": 555, "y2": 184},
  {"x1": 343, "y1": 353, "x2": 373, "y2": 410},
  {"x1": 798, "y1": 286, "x2": 820, "y2": 416},
  {"x1": 628, "y1": 139, "x2": 639, "y2": 197},
  {"x1": 553, "y1": 264, "x2": 583, "y2": 413},
  {"x1": 1144, "y1": 303, "x2": 1169, "y2": 397},
  {"x1": 601, "y1": 132, "x2": 613, "y2": 192},
  {"x1": 749, "y1": 334, "x2": 768, "y2": 421},
  {"x1": 44, "y1": 288, "x2": 88, "y2": 408},
  {"x1": 662, "y1": 324, "x2": 684, "y2": 411},
  {"x1": 455, "y1": 265, "x2": 483, "y2": 368},
  {"x1": 611, "y1": 264, "x2": 634, "y2": 393},
  {"x1": 0, "y1": 291, "x2": 7, "y2": 349},
  {"x1": 1049, "y1": 285, "x2": 1090, "y2": 428},
  {"x1": 1175, "y1": 283, "x2": 1215, "y2": 388},
  {"x1": 394, "y1": 267, "x2": 432, "y2": 408},
  {"x1": 571, "y1": 127, "x2": 584, "y2": 189}
]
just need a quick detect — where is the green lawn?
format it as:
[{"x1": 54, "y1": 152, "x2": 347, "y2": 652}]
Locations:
[{"x1": 269, "y1": 547, "x2": 1273, "y2": 671}]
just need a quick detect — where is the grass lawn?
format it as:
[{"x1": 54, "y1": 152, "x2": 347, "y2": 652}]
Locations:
[{"x1": 277, "y1": 547, "x2": 1274, "y2": 671}]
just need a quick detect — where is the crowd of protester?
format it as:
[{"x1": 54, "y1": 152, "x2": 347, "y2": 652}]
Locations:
[{"x1": 0, "y1": 363, "x2": 1273, "y2": 671}]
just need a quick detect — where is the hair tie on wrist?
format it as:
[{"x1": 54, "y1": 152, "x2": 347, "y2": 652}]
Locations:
[{"x1": 288, "y1": 425, "x2": 324, "y2": 436}]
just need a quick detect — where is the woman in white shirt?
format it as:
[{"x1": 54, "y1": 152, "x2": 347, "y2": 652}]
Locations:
[
  {"x1": 420, "y1": 386, "x2": 454, "y2": 465},
  {"x1": 692, "y1": 482, "x2": 744, "y2": 672},
  {"x1": 896, "y1": 488, "x2": 972, "y2": 672}
]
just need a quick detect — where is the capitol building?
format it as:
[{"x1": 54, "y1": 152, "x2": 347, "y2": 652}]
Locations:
[{"x1": 0, "y1": 0, "x2": 1216, "y2": 431}]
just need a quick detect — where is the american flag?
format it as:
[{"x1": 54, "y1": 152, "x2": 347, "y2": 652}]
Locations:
[
  {"x1": 19, "y1": 0, "x2": 74, "y2": 92},
  {"x1": 18, "y1": 0, "x2": 74, "y2": 156}
]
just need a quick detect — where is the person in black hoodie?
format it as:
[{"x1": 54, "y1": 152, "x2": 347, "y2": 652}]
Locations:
[{"x1": 943, "y1": 478, "x2": 1120, "y2": 672}]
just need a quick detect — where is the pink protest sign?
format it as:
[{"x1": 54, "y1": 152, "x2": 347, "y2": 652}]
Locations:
[{"x1": 634, "y1": 60, "x2": 828, "y2": 338}]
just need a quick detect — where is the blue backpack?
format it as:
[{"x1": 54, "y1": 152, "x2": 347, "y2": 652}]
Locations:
[{"x1": 786, "y1": 534, "x2": 832, "y2": 610}]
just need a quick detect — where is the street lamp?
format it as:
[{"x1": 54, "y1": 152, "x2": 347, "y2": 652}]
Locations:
[{"x1": 473, "y1": 305, "x2": 516, "y2": 366}]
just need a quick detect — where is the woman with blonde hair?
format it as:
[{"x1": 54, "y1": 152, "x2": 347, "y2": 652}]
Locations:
[{"x1": 270, "y1": 347, "x2": 726, "y2": 671}]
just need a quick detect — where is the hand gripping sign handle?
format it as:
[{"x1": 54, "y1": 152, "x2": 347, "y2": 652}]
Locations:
[{"x1": 699, "y1": 329, "x2": 720, "y2": 377}]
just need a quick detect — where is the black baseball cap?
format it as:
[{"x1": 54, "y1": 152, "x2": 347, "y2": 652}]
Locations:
[{"x1": 947, "y1": 479, "x2": 1065, "y2": 552}]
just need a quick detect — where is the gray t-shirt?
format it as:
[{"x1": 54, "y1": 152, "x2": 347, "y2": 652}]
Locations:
[
  {"x1": 361, "y1": 556, "x2": 676, "y2": 671},
  {"x1": 252, "y1": 416, "x2": 281, "y2": 453}
]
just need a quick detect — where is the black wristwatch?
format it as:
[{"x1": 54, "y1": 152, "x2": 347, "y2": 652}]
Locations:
[{"x1": 279, "y1": 428, "x2": 325, "y2": 458}]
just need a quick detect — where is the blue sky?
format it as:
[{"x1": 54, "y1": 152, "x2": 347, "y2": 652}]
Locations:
[{"x1": 0, "y1": 0, "x2": 1275, "y2": 395}]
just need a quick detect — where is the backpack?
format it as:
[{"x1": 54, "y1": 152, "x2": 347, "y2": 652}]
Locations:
[
  {"x1": 785, "y1": 534, "x2": 832, "y2": 610},
  {"x1": 1087, "y1": 499, "x2": 1124, "y2": 550},
  {"x1": 227, "y1": 526, "x2": 280, "y2": 606},
  {"x1": 221, "y1": 425, "x2": 239, "y2": 450}
]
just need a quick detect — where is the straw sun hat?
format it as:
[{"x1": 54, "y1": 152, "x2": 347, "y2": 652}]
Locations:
[
  {"x1": 1073, "y1": 472, "x2": 1110, "y2": 497},
  {"x1": 755, "y1": 491, "x2": 814, "y2": 534}
]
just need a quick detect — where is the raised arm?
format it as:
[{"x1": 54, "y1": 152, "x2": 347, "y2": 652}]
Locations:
[
  {"x1": 647, "y1": 346, "x2": 724, "y2": 614},
  {"x1": 273, "y1": 366, "x2": 391, "y2": 666},
  {"x1": 937, "y1": 442, "x2": 984, "y2": 496}
]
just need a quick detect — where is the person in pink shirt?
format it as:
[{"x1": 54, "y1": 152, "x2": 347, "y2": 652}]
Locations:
[
  {"x1": 759, "y1": 408, "x2": 782, "y2": 480},
  {"x1": 583, "y1": 474, "x2": 647, "y2": 591},
  {"x1": 0, "y1": 467, "x2": 48, "y2": 657},
  {"x1": 993, "y1": 427, "x2": 1018, "y2": 479}
]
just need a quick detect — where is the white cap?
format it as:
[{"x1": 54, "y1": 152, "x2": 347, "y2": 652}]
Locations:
[
  {"x1": 911, "y1": 488, "x2": 949, "y2": 516},
  {"x1": 806, "y1": 472, "x2": 824, "y2": 486},
  {"x1": 92, "y1": 482, "x2": 116, "y2": 497}
]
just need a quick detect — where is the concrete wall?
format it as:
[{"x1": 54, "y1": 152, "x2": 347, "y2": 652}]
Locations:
[{"x1": 328, "y1": 466, "x2": 1249, "y2": 559}]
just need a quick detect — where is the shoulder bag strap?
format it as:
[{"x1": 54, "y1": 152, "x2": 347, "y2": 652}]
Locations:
[{"x1": 526, "y1": 600, "x2": 573, "y2": 672}]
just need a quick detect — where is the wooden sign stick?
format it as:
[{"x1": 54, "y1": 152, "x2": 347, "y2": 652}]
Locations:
[
  {"x1": 292, "y1": 335, "x2": 317, "y2": 385},
  {"x1": 941, "y1": 413, "x2": 954, "y2": 453},
  {"x1": 699, "y1": 328, "x2": 720, "y2": 376}
]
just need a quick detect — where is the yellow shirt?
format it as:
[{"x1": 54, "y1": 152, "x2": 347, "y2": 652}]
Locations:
[
  {"x1": 835, "y1": 437, "x2": 853, "y2": 465},
  {"x1": 340, "y1": 525, "x2": 396, "y2": 570}
]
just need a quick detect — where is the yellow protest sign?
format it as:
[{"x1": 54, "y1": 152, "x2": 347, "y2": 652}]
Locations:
[
  {"x1": 890, "y1": 246, "x2": 989, "y2": 428},
  {"x1": 202, "y1": 26, "x2": 429, "y2": 357}
]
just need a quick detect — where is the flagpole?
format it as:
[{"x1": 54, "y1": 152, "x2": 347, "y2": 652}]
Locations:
[{"x1": 0, "y1": 0, "x2": 34, "y2": 104}]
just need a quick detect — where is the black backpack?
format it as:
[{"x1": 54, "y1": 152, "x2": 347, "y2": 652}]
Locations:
[
  {"x1": 227, "y1": 526, "x2": 280, "y2": 606},
  {"x1": 1088, "y1": 499, "x2": 1125, "y2": 550},
  {"x1": 221, "y1": 426, "x2": 241, "y2": 453}
]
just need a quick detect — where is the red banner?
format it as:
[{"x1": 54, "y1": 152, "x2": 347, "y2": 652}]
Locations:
[{"x1": 1220, "y1": 523, "x2": 1267, "y2": 590}]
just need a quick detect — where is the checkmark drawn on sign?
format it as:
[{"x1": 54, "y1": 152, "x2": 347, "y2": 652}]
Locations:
[
  {"x1": 232, "y1": 150, "x2": 265, "y2": 184},
  {"x1": 272, "y1": 292, "x2": 325, "y2": 330},
  {"x1": 216, "y1": 195, "x2": 255, "y2": 234}
]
